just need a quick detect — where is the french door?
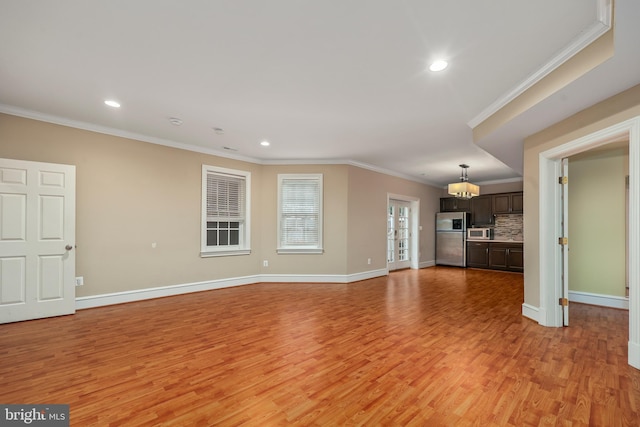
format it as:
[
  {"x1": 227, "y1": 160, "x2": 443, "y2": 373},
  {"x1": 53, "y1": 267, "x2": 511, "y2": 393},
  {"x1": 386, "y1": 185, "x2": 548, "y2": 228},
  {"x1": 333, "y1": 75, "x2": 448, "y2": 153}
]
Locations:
[{"x1": 387, "y1": 200, "x2": 411, "y2": 271}]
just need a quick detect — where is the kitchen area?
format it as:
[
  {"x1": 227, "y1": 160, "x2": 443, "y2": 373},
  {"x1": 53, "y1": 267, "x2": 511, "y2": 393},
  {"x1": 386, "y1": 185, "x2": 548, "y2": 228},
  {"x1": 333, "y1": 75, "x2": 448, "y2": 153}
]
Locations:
[{"x1": 436, "y1": 191, "x2": 524, "y2": 272}]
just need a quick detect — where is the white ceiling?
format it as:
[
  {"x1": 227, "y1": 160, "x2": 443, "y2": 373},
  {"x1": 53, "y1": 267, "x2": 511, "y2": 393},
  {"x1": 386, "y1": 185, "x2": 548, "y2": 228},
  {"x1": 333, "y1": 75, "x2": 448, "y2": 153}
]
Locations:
[{"x1": 1, "y1": 0, "x2": 638, "y2": 187}]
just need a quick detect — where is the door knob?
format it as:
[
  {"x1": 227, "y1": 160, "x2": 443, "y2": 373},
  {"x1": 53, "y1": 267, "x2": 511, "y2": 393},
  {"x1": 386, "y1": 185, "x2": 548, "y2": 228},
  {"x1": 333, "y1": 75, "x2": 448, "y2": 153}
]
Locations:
[{"x1": 65, "y1": 244, "x2": 74, "y2": 251}]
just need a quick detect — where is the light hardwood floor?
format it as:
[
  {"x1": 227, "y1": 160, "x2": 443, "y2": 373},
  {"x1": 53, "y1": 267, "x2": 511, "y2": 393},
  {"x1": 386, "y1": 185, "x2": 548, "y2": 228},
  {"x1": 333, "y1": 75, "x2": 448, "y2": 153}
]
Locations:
[{"x1": 1, "y1": 267, "x2": 639, "y2": 426}]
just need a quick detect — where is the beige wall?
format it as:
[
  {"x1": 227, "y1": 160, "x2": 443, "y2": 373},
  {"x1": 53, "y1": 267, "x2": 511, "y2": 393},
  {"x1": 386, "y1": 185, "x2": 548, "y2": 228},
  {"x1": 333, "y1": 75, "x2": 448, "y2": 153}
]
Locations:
[
  {"x1": 347, "y1": 166, "x2": 441, "y2": 273},
  {"x1": 0, "y1": 114, "x2": 264, "y2": 296},
  {"x1": 258, "y1": 164, "x2": 349, "y2": 275},
  {"x1": 569, "y1": 148, "x2": 627, "y2": 296},
  {"x1": 0, "y1": 113, "x2": 442, "y2": 297},
  {"x1": 523, "y1": 84, "x2": 640, "y2": 307}
]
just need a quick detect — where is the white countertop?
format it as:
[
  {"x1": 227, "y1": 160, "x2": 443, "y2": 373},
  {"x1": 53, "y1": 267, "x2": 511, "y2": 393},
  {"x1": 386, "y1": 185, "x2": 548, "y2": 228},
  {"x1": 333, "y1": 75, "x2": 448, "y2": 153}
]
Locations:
[{"x1": 467, "y1": 238, "x2": 524, "y2": 243}]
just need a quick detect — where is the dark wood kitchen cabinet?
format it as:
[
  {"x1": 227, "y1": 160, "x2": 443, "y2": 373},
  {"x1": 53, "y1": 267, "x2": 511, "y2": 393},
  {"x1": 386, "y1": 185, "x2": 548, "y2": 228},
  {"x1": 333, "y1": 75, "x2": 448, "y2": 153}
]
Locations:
[
  {"x1": 442, "y1": 192, "x2": 522, "y2": 217},
  {"x1": 507, "y1": 245, "x2": 524, "y2": 271},
  {"x1": 467, "y1": 241, "x2": 523, "y2": 272},
  {"x1": 511, "y1": 193, "x2": 524, "y2": 213},
  {"x1": 440, "y1": 197, "x2": 470, "y2": 212},
  {"x1": 488, "y1": 243, "x2": 523, "y2": 272},
  {"x1": 470, "y1": 195, "x2": 493, "y2": 225},
  {"x1": 467, "y1": 241, "x2": 489, "y2": 268},
  {"x1": 492, "y1": 192, "x2": 523, "y2": 214}
]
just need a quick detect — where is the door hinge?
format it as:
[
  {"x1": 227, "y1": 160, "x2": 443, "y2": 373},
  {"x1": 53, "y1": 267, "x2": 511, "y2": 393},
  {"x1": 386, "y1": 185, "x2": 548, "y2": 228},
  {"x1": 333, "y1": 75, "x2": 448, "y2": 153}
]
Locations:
[
  {"x1": 558, "y1": 237, "x2": 568, "y2": 245},
  {"x1": 559, "y1": 297, "x2": 569, "y2": 307},
  {"x1": 559, "y1": 176, "x2": 568, "y2": 184}
]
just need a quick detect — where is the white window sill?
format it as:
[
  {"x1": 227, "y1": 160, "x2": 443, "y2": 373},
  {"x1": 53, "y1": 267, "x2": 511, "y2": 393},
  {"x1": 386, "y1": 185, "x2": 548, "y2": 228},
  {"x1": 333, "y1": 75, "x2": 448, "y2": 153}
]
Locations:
[
  {"x1": 277, "y1": 248, "x2": 324, "y2": 254},
  {"x1": 200, "y1": 249, "x2": 251, "y2": 258}
]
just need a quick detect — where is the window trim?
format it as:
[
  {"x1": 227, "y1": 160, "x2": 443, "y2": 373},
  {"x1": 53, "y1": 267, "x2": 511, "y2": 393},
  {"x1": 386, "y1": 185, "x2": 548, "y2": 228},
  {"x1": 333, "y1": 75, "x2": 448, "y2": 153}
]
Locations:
[
  {"x1": 201, "y1": 165, "x2": 251, "y2": 257},
  {"x1": 277, "y1": 173, "x2": 323, "y2": 254}
]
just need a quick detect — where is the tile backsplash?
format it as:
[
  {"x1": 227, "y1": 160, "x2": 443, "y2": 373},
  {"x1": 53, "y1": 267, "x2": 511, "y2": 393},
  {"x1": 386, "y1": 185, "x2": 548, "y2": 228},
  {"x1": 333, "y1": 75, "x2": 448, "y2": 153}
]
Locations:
[{"x1": 494, "y1": 214, "x2": 523, "y2": 241}]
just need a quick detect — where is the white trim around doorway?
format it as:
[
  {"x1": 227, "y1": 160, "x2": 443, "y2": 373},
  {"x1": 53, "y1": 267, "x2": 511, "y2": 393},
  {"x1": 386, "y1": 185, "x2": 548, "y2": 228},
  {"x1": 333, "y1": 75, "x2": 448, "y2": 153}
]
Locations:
[{"x1": 537, "y1": 116, "x2": 640, "y2": 369}]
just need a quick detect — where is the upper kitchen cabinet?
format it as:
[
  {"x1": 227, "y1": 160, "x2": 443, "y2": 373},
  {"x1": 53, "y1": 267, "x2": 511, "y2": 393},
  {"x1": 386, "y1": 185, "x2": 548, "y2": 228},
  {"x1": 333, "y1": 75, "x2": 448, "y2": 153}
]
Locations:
[
  {"x1": 492, "y1": 192, "x2": 523, "y2": 214},
  {"x1": 442, "y1": 191, "x2": 523, "y2": 216},
  {"x1": 440, "y1": 197, "x2": 470, "y2": 212},
  {"x1": 470, "y1": 195, "x2": 493, "y2": 225}
]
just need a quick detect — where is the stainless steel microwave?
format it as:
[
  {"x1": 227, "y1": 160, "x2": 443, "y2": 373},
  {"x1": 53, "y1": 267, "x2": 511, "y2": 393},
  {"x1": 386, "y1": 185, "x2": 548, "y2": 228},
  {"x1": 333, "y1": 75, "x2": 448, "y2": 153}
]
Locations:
[{"x1": 467, "y1": 228, "x2": 493, "y2": 240}]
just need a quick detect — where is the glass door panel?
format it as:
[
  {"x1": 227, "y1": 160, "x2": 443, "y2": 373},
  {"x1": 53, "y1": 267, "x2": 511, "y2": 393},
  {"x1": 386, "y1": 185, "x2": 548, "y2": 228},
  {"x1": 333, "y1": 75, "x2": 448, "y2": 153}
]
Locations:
[{"x1": 388, "y1": 200, "x2": 411, "y2": 270}]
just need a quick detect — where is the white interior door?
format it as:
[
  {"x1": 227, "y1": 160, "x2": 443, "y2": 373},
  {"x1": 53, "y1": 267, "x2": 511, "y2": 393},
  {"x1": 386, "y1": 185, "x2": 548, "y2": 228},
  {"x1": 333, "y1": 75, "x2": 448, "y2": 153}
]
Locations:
[
  {"x1": 0, "y1": 158, "x2": 76, "y2": 323},
  {"x1": 387, "y1": 200, "x2": 411, "y2": 271},
  {"x1": 561, "y1": 157, "x2": 570, "y2": 326}
]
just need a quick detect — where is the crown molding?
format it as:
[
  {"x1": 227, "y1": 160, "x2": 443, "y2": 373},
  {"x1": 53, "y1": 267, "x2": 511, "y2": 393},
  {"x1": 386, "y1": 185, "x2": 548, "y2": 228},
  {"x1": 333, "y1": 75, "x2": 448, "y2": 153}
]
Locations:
[
  {"x1": 263, "y1": 158, "x2": 441, "y2": 187},
  {"x1": 475, "y1": 176, "x2": 524, "y2": 186},
  {"x1": 467, "y1": 0, "x2": 612, "y2": 130},
  {"x1": 347, "y1": 160, "x2": 441, "y2": 187},
  {"x1": 0, "y1": 103, "x2": 259, "y2": 164},
  {"x1": 0, "y1": 104, "x2": 441, "y2": 187}
]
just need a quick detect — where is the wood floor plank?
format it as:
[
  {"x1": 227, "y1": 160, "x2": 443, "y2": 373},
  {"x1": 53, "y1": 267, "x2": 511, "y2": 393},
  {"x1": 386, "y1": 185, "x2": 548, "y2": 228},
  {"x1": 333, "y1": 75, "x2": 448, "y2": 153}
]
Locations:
[{"x1": 1, "y1": 267, "x2": 640, "y2": 425}]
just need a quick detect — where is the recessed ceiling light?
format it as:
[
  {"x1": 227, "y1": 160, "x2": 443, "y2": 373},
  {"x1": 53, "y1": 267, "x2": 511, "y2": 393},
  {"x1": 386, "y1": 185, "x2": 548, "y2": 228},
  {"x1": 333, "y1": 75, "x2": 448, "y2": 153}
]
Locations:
[
  {"x1": 213, "y1": 127, "x2": 225, "y2": 135},
  {"x1": 260, "y1": 140, "x2": 270, "y2": 147},
  {"x1": 104, "y1": 100, "x2": 121, "y2": 108},
  {"x1": 168, "y1": 117, "x2": 183, "y2": 126},
  {"x1": 429, "y1": 60, "x2": 448, "y2": 72}
]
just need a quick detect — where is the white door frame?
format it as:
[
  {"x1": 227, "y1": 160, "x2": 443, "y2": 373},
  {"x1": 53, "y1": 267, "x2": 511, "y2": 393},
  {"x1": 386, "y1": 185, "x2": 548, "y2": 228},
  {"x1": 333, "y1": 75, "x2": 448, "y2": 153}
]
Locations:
[
  {"x1": 387, "y1": 193, "x2": 420, "y2": 270},
  {"x1": 538, "y1": 116, "x2": 640, "y2": 369},
  {"x1": 561, "y1": 157, "x2": 569, "y2": 326}
]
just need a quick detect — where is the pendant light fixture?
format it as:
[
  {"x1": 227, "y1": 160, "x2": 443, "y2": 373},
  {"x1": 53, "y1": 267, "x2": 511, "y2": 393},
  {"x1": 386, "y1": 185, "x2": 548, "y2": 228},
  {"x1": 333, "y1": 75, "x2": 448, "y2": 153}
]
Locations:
[{"x1": 448, "y1": 164, "x2": 480, "y2": 199}]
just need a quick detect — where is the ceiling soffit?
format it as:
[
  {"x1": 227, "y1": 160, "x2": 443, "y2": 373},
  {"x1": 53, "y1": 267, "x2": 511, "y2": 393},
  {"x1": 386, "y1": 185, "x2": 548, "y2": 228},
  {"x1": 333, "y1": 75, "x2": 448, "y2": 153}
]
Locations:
[{"x1": 470, "y1": 0, "x2": 612, "y2": 139}]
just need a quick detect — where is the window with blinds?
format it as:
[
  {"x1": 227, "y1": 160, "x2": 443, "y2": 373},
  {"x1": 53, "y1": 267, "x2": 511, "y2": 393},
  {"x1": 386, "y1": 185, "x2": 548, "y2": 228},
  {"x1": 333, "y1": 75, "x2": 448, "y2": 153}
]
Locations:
[
  {"x1": 201, "y1": 165, "x2": 251, "y2": 256},
  {"x1": 277, "y1": 174, "x2": 323, "y2": 253}
]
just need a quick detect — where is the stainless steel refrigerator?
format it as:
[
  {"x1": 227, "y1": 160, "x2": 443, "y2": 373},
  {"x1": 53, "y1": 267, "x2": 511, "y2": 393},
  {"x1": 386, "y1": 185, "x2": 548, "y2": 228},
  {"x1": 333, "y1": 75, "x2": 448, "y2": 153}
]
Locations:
[{"x1": 436, "y1": 212, "x2": 470, "y2": 267}]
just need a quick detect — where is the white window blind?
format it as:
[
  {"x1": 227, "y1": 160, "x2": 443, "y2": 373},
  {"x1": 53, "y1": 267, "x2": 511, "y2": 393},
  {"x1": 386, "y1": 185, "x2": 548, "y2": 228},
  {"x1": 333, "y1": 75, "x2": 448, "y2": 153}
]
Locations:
[
  {"x1": 278, "y1": 174, "x2": 323, "y2": 253},
  {"x1": 206, "y1": 173, "x2": 245, "y2": 221}
]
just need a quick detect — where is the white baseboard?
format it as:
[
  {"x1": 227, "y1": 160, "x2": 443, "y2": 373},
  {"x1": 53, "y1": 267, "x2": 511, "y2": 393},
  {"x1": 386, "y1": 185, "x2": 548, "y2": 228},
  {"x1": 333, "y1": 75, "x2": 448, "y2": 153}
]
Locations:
[
  {"x1": 420, "y1": 260, "x2": 436, "y2": 269},
  {"x1": 569, "y1": 290, "x2": 629, "y2": 310},
  {"x1": 260, "y1": 268, "x2": 388, "y2": 284},
  {"x1": 76, "y1": 275, "x2": 260, "y2": 310},
  {"x1": 347, "y1": 268, "x2": 388, "y2": 282},
  {"x1": 75, "y1": 269, "x2": 389, "y2": 310},
  {"x1": 629, "y1": 341, "x2": 640, "y2": 370},
  {"x1": 521, "y1": 292, "x2": 629, "y2": 329},
  {"x1": 258, "y1": 274, "x2": 345, "y2": 283},
  {"x1": 522, "y1": 303, "x2": 540, "y2": 323}
]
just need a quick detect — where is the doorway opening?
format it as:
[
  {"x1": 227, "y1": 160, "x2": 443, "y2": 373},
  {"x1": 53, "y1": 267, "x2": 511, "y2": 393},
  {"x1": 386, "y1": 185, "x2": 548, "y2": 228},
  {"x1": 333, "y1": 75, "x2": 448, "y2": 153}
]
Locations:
[
  {"x1": 566, "y1": 145, "x2": 629, "y2": 312},
  {"x1": 538, "y1": 115, "x2": 640, "y2": 369}
]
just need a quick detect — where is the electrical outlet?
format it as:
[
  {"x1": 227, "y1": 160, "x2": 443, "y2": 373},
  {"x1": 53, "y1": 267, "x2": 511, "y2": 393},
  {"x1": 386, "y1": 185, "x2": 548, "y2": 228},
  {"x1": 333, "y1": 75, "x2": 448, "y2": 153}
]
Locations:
[
  {"x1": 367, "y1": 258, "x2": 371, "y2": 265},
  {"x1": 263, "y1": 260, "x2": 269, "y2": 267},
  {"x1": 75, "y1": 276, "x2": 84, "y2": 286}
]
